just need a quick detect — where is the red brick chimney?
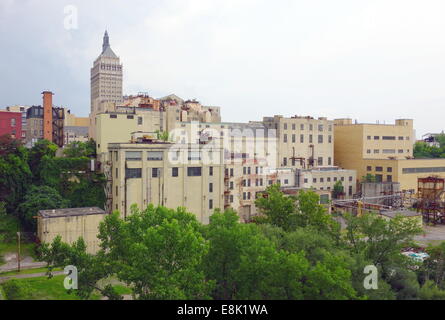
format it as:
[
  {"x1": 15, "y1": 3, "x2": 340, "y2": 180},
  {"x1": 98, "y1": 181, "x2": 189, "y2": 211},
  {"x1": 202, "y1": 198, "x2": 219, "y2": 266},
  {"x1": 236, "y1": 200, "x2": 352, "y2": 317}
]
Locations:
[{"x1": 42, "y1": 91, "x2": 53, "y2": 142}]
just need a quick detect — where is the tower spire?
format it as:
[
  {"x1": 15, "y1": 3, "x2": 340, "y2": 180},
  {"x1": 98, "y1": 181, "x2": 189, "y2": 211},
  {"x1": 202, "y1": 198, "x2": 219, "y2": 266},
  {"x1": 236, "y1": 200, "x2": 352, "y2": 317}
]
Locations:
[{"x1": 102, "y1": 30, "x2": 110, "y2": 53}]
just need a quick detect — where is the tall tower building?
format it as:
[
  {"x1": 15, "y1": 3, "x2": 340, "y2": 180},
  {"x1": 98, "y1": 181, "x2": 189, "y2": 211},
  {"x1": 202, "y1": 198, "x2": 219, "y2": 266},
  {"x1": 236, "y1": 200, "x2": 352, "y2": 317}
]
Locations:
[{"x1": 89, "y1": 31, "x2": 123, "y2": 139}]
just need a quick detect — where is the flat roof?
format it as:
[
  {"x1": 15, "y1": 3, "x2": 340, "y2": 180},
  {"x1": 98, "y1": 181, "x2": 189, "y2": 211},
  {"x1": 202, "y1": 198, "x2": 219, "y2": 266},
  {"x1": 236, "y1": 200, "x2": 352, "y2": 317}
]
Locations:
[{"x1": 38, "y1": 207, "x2": 106, "y2": 218}]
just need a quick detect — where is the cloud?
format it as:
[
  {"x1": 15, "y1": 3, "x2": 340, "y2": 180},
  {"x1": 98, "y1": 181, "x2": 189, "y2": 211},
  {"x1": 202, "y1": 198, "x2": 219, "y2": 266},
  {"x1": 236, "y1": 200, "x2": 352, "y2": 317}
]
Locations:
[{"x1": 0, "y1": 0, "x2": 444, "y2": 137}]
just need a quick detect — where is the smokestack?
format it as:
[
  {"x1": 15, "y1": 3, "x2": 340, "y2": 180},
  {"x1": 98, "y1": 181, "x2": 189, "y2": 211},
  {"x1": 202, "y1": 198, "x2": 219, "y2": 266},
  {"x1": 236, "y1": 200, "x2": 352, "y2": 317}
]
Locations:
[{"x1": 42, "y1": 91, "x2": 53, "y2": 142}]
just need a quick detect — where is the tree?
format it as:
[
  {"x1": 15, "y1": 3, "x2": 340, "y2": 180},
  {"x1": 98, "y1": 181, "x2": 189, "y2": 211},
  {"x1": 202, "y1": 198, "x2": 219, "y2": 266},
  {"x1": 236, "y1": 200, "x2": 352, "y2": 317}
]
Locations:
[
  {"x1": 254, "y1": 184, "x2": 297, "y2": 231},
  {"x1": 155, "y1": 130, "x2": 170, "y2": 142},
  {"x1": 28, "y1": 139, "x2": 58, "y2": 183},
  {"x1": 332, "y1": 180, "x2": 344, "y2": 199},
  {"x1": 41, "y1": 205, "x2": 213, "y2": 300},
  {"x1": 63, "y1": 139, "x2": 96, "y2": 158},
  {"x1": 420, "y1": 242, "x2": 445, "y2": 288},
  {"x1": 362, "y1": 174, "x2": 377, "y2": 183},
  {"x1": 18, "y1": 185, "x2": 70, "y2": 229},
  {"x1": 0, "y1": 135, "x2": 31, "y2": 212}
]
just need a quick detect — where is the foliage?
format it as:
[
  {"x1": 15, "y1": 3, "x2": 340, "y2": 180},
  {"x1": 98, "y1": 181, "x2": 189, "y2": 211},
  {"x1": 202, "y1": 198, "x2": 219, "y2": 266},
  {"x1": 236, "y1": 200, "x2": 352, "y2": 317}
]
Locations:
[
  {"x1": 414, "y1": 135, "x2": 445, "y2": 159},
  {"x1": 17, "y1": 185, "x2": 70, "y2": 229},
  {"x1": 155, "y1": 130, "x2": 170, "y2": 142},
  {"x1": 28, "y1": 139, "x2": 58, "y2": 182},
  {"x1": 1, "y1": 279, "x2": 35, "y2": 300},
  {"x1": 63, "y1": 139, "x2": 96, "y2": 158},
  {"x1": 254, "y1": 184, "x2": 297, "y2": 231},
  {"x1": 332, "y1": 180, "x2": 344, "y2": 199},
  {"x1": 362, "y1": 174, "x2": 377, "y2": 183},
  {"x1": 0, "y1": 202, "x2": 19, "y2": 243}
]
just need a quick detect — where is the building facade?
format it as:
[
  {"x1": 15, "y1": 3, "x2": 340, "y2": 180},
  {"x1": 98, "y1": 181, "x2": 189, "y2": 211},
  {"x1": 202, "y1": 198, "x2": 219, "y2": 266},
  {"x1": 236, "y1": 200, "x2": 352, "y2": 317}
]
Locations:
[
  {"x1": 0, "y1": 111, "x2": 22, "y2": 140},
  {"x1": 108, "y1": 138, "x2": 224, "y2": 224},
  {"x1": 90, "y1": 31, "x2": 123, "y2": 139}
]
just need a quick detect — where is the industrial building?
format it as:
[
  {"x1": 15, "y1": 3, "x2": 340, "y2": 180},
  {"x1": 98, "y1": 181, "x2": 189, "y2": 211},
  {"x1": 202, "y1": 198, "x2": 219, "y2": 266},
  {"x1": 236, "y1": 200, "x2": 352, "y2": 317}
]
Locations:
[
  {"x1": 37, "y1": 207, "x2": 107, "y2": 254},
  {"x1": 0, "y1": 110, "x2": 22, "y2": 140}
]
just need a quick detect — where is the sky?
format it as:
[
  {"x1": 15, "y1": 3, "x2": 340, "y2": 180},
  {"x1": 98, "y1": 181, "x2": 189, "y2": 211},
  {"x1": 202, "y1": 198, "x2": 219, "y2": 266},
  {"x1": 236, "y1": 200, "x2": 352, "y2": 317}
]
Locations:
[{"x1": 0, "y1": 0, "x2": 444, "y2": 137}]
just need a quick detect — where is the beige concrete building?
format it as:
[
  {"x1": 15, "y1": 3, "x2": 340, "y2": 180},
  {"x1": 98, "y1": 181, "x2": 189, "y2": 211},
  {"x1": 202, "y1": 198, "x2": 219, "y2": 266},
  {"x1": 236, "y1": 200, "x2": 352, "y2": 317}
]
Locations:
[
  {"x1": 334, "y1": 118, "x2": 415, "y2": 178},
  {"x1": 262, "y1": 115, "x2": 334, "y2": 169},
  {"x1": 107, "y1": 138, "x2": 224, "y2": 224},
  {"x1": 331, "y1": 118, "x2": 445, "y2": 191},
  {"x1": 361, "y1": 158, "x2": 445, "y2": 191},
  {"x1": 300, "y1": 166, "x2": 357, "y2": 197},
  {"x1": 37, "y1": 207, "x2": 107, "y2": 254}
]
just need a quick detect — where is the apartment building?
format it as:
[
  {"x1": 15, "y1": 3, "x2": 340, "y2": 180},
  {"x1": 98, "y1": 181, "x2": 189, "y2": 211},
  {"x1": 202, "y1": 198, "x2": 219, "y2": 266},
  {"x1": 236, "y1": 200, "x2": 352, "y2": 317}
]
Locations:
[
  {"x1": 262, "y1": 115, "x2": 334, "y2": 169},
  {"x1": 5, "y1": 105, "x2": 29, "y2": 141},
  {"x1": 300, "y1": 166, "x2": 357, "y2": 197},
  {"x1": 107, "y1": 137, "x2": 224, "y2": 224},
  {"x1": 0, "y1": 110, "x2": 22, "y2": 140}
]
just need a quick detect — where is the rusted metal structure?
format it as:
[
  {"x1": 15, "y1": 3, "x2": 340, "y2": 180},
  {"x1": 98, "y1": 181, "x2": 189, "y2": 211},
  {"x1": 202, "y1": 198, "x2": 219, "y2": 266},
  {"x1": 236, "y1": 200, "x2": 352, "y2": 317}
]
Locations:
[{"x1": 417, "y1": 176, "x2": 445, "y2": 224}]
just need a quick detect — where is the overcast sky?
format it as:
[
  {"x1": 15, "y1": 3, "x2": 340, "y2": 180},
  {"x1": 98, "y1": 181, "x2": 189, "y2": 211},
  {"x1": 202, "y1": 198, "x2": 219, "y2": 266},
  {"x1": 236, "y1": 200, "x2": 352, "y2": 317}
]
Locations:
[{"x1": 1, "y1": 0, "x2": 444, "y2": 137}]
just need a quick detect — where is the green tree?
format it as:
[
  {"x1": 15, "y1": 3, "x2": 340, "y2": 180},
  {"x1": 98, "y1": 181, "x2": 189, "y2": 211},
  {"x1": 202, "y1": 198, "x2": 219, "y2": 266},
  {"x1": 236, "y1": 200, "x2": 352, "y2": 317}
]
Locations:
[
  {"x1": 1, "y1": 279, "x2": 35, "y2": 300},
  {"x1": 332, "y1": 180, "x2": 344, "y2": 199},
  {"x1": 28, "y1": 139, "x2": 58, "y2": 182},
  {"x1": 362, "y1": 174, "x2": 377, "y2": 183},
  {"x1": 18, "y1": 185, "x2": 70, "y2": 229},
  {"x1": 254, "y1": 184, "x2": 297, "y2": 231},
  {"x1": 41, "y1": 205, "x2": 213, "y2": 300},
  {"x1": 63, "y1": 139, "x2": 96, "y2": 158}
]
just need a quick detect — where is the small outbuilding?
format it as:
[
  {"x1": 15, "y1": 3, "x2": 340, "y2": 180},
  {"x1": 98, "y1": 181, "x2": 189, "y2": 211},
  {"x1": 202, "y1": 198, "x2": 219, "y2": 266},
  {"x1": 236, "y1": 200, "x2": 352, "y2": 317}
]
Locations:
[{"x1": 37, "y1": 207, "x2": 107, "y2": 254}]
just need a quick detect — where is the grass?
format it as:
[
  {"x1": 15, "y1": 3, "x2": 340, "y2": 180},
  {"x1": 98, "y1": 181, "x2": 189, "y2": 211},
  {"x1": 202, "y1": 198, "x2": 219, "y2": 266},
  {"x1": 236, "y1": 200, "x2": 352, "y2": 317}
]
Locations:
[
  {"x1": 112, "y1": 284, "x2": 133, "y2": 295},
  {"x1": 1, "y1": 275, "x2": 101, "y2": 300},
  {"x1": 0, "y1": 242, "x2": 38, "y2": 266}
]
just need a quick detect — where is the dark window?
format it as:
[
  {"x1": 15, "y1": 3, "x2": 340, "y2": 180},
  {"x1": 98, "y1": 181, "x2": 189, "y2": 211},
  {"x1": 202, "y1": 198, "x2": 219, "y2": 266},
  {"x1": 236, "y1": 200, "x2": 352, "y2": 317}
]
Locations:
[
  {"x1": 374, "y1": 136, "x2": 380, "y2": 140},
  {"x1": 152, "y1": 168, "x2": 160, "y2": 178},
  {"x1": 126, "y1": 151, "x2": 142, "y2": 161},
  {"x1": 387, "y1": 175, "x2": 393, "y2": 182},
  {"x1": 110, "y1": 114, "x2": 117, "y2": 119},
  {"x1": 125, "y1": 168, "x2": 141, "y2": 179},
  {"x1": 387, "y1": 167, "x2": 393, "y2": 172},
  {"x1": 349, "y1": 186, "x2": 353, "y2": 196},
  {"x1": 209, "y1": 199, "x2": 213, "y2": 209},
  {"x1": 375, "y1": 166, "x2": 383, "y2": 172},
  {"x1": 230, "y1": 168, "x2": 234, "y2": 177},
  {"x1": 127, "y1": 115, "x2": 134, "y2": 119},
  {"x1": 375, "y1": 174, "x2": 383, "y2": 182},
  {"x1": 382, "y1": 136, "x2": 396, "y2": 140},
  {"x1": 172, "y1": 167, "x2": 179, "y2": 177},
  {"x1": 209, "y1": 166, "x2": 213, "y2": 176},
  {"x1": 209, "y1": 183, "x2": 213, "y2": 193},
  {"x1": 138, "y1": 117, "x2": 143, "y2": 125},
  {"x1": 318, "y1": 135, "x2": 323, "y2": 143},
  {"x1": 188, "y1": 167, "x2": 202, "y2": 176}
]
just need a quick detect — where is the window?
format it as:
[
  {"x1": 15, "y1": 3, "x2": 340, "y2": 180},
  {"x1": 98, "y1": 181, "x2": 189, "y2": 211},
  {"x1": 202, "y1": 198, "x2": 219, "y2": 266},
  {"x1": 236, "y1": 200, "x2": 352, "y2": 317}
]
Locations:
[
  {"x1": 382, "y1": 136, "x2": 396, "y2": 140},
  {"x1": 402, "y1": 167, "x2": 445, "y2": 174},
  {"x1": 209, "y1": 167, "x2": 213, "y2": 176},
  {"x1": 11, "y1": 118, "x2": 16, "y2": 127},
  {"x1": 188, "y1": 167, "x2": 202, "y2": 176},
  {"x1": 152, "y1": 168, "x2": 160, "y2": 178},
  {"x1": 283, "y1": 134, "x2": 287, "y2": 143},
  {"x1": 328, "y1": 157, "x2": 332, "y2": 165},
  {"x1": 209, "y1": 199, "x2": 213, "y2": 209},
  {"x1": 230, "y1": 195, "x2": 234, "y2": 203},
  {"x1": 375, "y1": 174, "x2": 383, "y2": 182},
  {"x1": 387, "y1": 175, "x2": 393, "y2": 182},
  {"x1": 318, "y1": 135, "x2": 323, "y2": 143},
  {"x1": 367, "y1": 149, "x2": 371, "y2": 154},
  {"x1": 230, "y1": 168, "x2": 234, "y2": 177},
  {"x1": 243, "y1": 192, "x2": 247, "y2": 200},
  {"x1": 375, "y1": 166, "x2": 383, "y2": 172},
  {"x1": 115, "y1": 168, "x2": 118, "y2": 178},
  {"x1": 328, "y1": 135, "x2": 332, "y2": 143},
  {"x1": 116, "y1": 186, "x2": 118, "y2": 196},
  {"x1": 247, "y1": 167, "x2": 251, "y2": 174},
  {"x1": 349, "y1": 176, "x2": 353, "y2": 181},
  {"x1": 300, "y1": 124, "x2": 304, "y2": 130},
  {"x1": 300, "y1": 134, "x2": 304, "y2": 143},
  {"x1": 318, "y1": 124, "x2": 323, "y2": 131},
  {"x1": 367, "y1": 166, "x2": 372, "y2": 171},
  {"x1": 398, "y1": 149, "x2": 404, "y2": 153},
  {"x1": 126, "y1": 151, "x2": 142, "y2": 161},
  {"x1": 313, "y1": 178, "x2": 317, "y2": 183},
  {"x1": 188, "y1": 151, "x2": 201, "y2": 160},
  {"x1": 269, "y1": 180, "x2": 273, "y2": 185},
  {"x1": 110, "y1": 114, "x2": 117, "y2": 119},
  {"x1": 387, "y1": 167, "x2": 393, "y2": 172},
  {"x1": 320, "y1": 194, "x2": 329, "y2": 204},
  {"x1": 147, "y1": 151, "x2": 163, "y2": 160},
  {"x1": 209, "y1": 183, "x2": 213, "y2": 193},
  {"x1": 127, "y1": 115, "x2": 134, "y2": 119},
  {"x1": 172, "y1": 167, "x2": 179, "y2": 177},
  {"x1": 367, "y1": 136, "x2": 371, "y2": 140},
  {"x1": 125, "y1": 168, "x2": 141, "y2": 179},
  {"x1": 318, "y1": 157, "x2": 323, "y2": 166},
  {"x1": 247, "y1": 192, "x2": 251, "y2": 200},
  {"x1": 283, "y1": 157, "x2": 287, "y2": 166},
  {"x1": 320, "y1": 178, "x2": 324, "y2": 183},
  {"x1": 398, "y1": 136, "x2": 404, "y2": 140},
  {"x1": 292, "y1": 134, "x2": 296, "y2": 143},
  {"x1": 309, "y1": 124, "x2": 313, "y2": 130},
  {"x1": 309, "y1": 135, "x2": 313, "y2": 143},
  {"x1": 243, "y1": 167, "x2": 247, "y2": 174},
  {"x1": 138, "y1": 117, "x2": 143, "y2": 125},
  {"x1": 349, "y1": 186, "x2": 353, "y2": 196},
  {"x1": 374, "y1": 149, "x2": 380, "y2": 154},
  {"x1": 284, "y1": 123, "x2": 287, "y2": 130},
  {"x1": 284, "y1": 179, "x2": 289, "y2": 185},
  {"x1": 292, "y1": 124, "x2": 296, "y2": 130},
  {"x1": 304, "y1": 178, "x2": 308, "y2": 183},
  {"x1": 341, "y1": 177, "x2": 345, "y2": 182},
  {"x1": 230, "y1": 181, "x2": 234, "y2": 190},
  {"x1": 383, "y1": 149, "x2": 396, "y2": 154},
  {"x1": 374, "y1": 136, "x2": 380, "y2": 140}
]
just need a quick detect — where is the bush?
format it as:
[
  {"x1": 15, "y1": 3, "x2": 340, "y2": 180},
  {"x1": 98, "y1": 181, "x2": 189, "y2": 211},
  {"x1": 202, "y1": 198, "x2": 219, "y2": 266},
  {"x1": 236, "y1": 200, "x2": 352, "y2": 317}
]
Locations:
[{"x1": 2, "y1": 279, "x2": 35, "y2": 300}]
